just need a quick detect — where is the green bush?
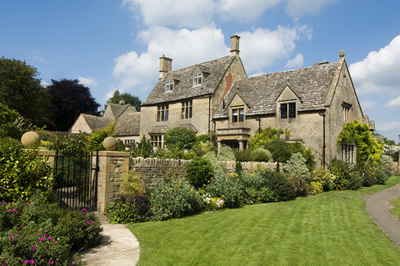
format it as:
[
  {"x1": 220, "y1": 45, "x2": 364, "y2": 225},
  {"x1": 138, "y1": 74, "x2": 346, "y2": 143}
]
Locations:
[
  {"x1": 310, "y1": 181, "x2": 323, "y2": 194},
  {"x1": 204, "y1": 172, "x2": 243, "y2": 208},
  {"x1": 186, "y1": 157, "x2": 214, "y2": 189},
  {"x1": 217, "y1": 145, "x2": 236, "y2": 161},
  {"x1": 240, "y1": 172, "x2": 278, "y2": 204},
  {"x1": 192, "y1": 140, "x2": 214, "y2": 157},
  {"x1": 164, "y1": 127, "x2": 196, "y2": 150},
  {"x1": 259, "y1": 169, "x2": 296, "y2": 201},
  {"x1": 266, "y1": 139, "x2": 292, "y2": 164},
  {"x1": 375, "y1": 167, "x2": 389, "y2": 184},
  {"x1": 203, "y1": 152, "x2": 226, "y2": 179},
  {"x1": 287, "y1": 175, "x2": 310, "y2": 197},
  {"x1": 329, "y1": 158, "x2": 362, "y2": 190},
  {"x1": 0, "y1": 137, "x2": 53, "y2": 202},
  {"x1": 107, "y1": 194, "x2": 151, "y2": 224},
  {"x1": 87, "y1": 122, "x2": 115, "y2": 151},
  {"x1": 151, "y1": 178, "x2": 202, "y2": 220},
  {"x1": 248, "y1": 127, "x2": 282, "y2": 149},
  {"x1": 381, "y1": 154, "x2": 393, "y2": 171},
  {"x1": 252, "y1": 147, "x2": 273, "y2": 162},
  {"x1": 290, "y1": 142, "x2": 316, "y2": 172},
  {"x1": 47, "y1": 133, "x2": 88, "y2": 154},
  {"x1": 356, "y1": 162, "x2": 377, "y2": 187},
  {"x1": 284, "y1": 152, "x2": 311, "y2": 182},
  {"x1": 0, "y1": 103, "x2": 22, "y2": 139},
  {"x1": 312, "y1": 169, "x2": 336, "y2": 191},
  {"x1": 130, "y1": 135, "x2": 153, "y2": 158},
  {"x1": 233, "y1": 149, "x2": 253, "y2": 162}
]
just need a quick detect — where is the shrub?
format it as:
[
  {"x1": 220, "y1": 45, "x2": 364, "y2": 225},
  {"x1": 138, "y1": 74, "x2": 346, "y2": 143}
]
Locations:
[
  {"x1": 192, "y1": 140, "x2": 214, "y2": 157},
  {"x1": 203, "y1": 152, "x2": 226, "y2": 179},
  {"x1": 0, "y1": 138, "x2": 53, "y2": 202},
  {"x1": 252, "y1": 147, "x2": 273, "y2": 162},
  {"x1": 47, "y1": 133, "x2": 88, "y2": 154},
  {"x1": 290, "y1": 142, "x2": 316, "y2": 172},
  {"x1": 259, "y1": 169, "x2": 296, "y2": 201},
  {"x1": 87, "y1": 122, "x2": 115, "y2": 151},
  {"x1": 375, "y1": 167, "x2": 389, "y2": 184},
  {"x1": 151, "y1": 178, "x2": 202, "y2": 220},
  {"x1": 284, "y1": 152, "x2": 311, "y2": 182},
  {"x1": 356, "y1": 162, "x2": 377, "y2": 187},
  {"x1": 186, "y1": 157, "x2": 214, "y2": 189},
  {"x1": 204, "y1": 172, "x2": 243, "y2": 208},
  {"x1": 130, "y1": 135, "x2": 153, "y2": 158},
  {"x1": 107, "y1": 194, "x2": 151, "y2": 224},
  {"x1": 164, "y1": 127, "x2": 196, "y2": 150},
  {"x1": 248, "y1": 127, "x2": 282, "y2": 149},
  {"x1": 119, "y1": 171, "x2": 146, "y2": 196},
  {"x1": 312, "y1": 169, "x2": 336, "y2": 191},
  {"x1": 0, "y1": 103, "x2": 22, "y2": 139},
  {"x1": 266, "y1": 139, "x2": 292, "y2": 164},
  {"x1": 217, "y1": 145, "x2": 236, "y2": 161},
  {"x1": 329, "y1": 158, "x2": 362, "y2": 190},
  {"x1": 381, "y1": 154, "x2": 393, "y2": 171},
  {"x1": 202, "y1": 194, "x2": 224, "y2": 211},
  {"x1": 240, "y1": 172, "x2": 278, "y2": 204},
  {"x1": 310, "y1": 181, "x2": 323, "y2": 194},
  {"x1": 287, "y1": 175, "x2": 310, "y2": 197},
  {"x1": 233, "y1": 149, "x2": 253, "y2": 162}
]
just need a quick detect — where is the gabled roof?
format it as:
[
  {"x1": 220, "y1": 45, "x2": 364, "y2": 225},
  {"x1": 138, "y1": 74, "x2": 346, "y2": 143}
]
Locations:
[
  {"x1": 214, "y1": 61, "x2": 338, "y2": 118},
  {"x1": 115, "y1": 106, "x2": 140, "y2": 136},
  {"x1": 82, "y1": 114, "x2": 113, "y2": 131},
  {"x1": 107, "y1": 103, "x2": 134, "y2": 118},
  {"x1": 142, "y1": 55, "x2": 236, "y2": 106}
]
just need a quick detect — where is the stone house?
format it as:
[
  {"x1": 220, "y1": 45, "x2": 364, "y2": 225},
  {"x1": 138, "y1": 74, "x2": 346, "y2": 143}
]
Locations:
[
  {"x1": 140, "y1": 35, "x2": 247, "y2": 148},
  {"x1": 213, "y1": 50, "x2": 374, "y2": 166},
  {"x1": 70, "y1": 103, "x2": 140, "y2": 145}
]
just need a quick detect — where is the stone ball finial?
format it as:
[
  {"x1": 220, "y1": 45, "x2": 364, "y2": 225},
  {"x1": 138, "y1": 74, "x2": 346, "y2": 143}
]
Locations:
[
  {"x1": 21, "y1": 131, "x2": 40, "y2": 147},
  {"x1": 339, "y1": 50, "x2": 345, "y2": 58},
  {"x1": 103, "y1": 136, "x2": 117, "y2": 151}
]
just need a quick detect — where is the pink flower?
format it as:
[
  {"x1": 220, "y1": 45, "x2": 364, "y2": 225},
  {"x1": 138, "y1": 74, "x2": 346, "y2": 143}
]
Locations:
[
  {"x1": 2, "y1": 202, "x2": 6, "y2": 205},
  {"x1": 52, "y1": 239, "x2": 56, "y2": 242},
  {"x1": 23, "y1": 260, "x2": 29, "y2": 264},
  {"x1": 86, "y1": 220, "x2": 92, "y2": 225},
  {"x1": 84, "y1": 213, "x2": 88, "y2": 217},
  {"x1": 9, "y1": 209, "x2": 15, "y2": 212},
  {"x1": 27, "y1": 203, "x2": 30, "y2": 206},
  {"x1": 31, "y1": 246, "x2": 35, "y2": 251},
  {"x1": 9, "y1": 234, "x2": 14, "y2": 238},
  {"x1": 47, "y1": 237, "x2": 52, "y2": 240},
  {"x1": 44, "y1": 234, "x2": 48, "y2": 237},
  {"x1": 81, "y1": 208, "x2": 87, "y2": 212},
  {"x1": 49, "y1": 260, "x2": 54, "y2": 264},
  {"x1": 16, "y1": 210, "x2": 20, "y2": 213},
  {"x1": 30, "y1": 260, "x2": 34, "y2": 264},
  {"x1": 40, "y1": 238, "x2": 44, "y2": 242}
]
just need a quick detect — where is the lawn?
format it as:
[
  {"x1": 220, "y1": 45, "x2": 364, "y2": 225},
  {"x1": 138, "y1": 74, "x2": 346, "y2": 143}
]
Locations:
[
  {"x1": 128, "y1": 176, "x2": 400, "y2": 266},
  {"x1": 390, "y1": 196, "x2": 400, "y2": 221}
]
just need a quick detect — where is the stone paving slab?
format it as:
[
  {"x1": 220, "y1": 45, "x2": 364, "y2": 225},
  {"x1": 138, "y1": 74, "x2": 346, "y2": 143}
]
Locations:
[
  {"x1": 80, "y1": 213, "x2": 140, "y2": 266},
  {"x1": 363, "y1": 184, "x2": 400, "y2": 246}
]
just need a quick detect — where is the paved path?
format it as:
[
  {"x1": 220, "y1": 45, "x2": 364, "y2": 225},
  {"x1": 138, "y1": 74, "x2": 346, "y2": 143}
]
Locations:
[
  {"x1": 363, "y1": 184, "x2": 400, "y2": 246},
  {"x1": 80, "y1": 213, "x2": 140, "y2": 265}
]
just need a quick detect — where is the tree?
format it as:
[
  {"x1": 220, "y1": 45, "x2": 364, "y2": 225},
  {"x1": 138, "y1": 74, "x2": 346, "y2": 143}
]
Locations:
[
  {"x1": 49, "y1": 79, "x2": 100, "y2": 131},
  {"x1": 105, "y1": 89, "x2": 141, "y2": 111},
  {"x1": 0, "y1": 103, "x2": 22, "y2": 139},
  {"x1": 164, "y1": 127, "x2": 196, "y2": 150},
  {"x1": 0, "y1": 57, "x2": 50, "y2": 123}
]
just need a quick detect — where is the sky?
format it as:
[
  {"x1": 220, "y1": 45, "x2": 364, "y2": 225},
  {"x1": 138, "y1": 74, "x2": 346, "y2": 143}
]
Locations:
[{"x1": 1, "y1": 0, "x2": 400, "y2": 141}]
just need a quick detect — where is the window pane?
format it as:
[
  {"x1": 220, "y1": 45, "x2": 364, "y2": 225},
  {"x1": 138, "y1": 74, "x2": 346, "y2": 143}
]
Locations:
[
  {"x1": 281, "y1": 104, "x2": 287, "y2": 119},
  {"x1": 289, "y1": 103, "x2": 296, "y2": 118},
  {"x1": 165, "y1": 109, "x2": 168, "y2": 120},
  {"x1": 239, "y1": 108, "x2": 244, "y2": 122},
  {"x1": 232, "y1": 109, "x2": 238, "y2": 122}
]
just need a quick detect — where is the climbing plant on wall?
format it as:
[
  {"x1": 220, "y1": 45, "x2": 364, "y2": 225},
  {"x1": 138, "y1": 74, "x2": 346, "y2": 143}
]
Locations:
[{"x1": 337, "y1": 119, "x2": 383, "y2": 166}]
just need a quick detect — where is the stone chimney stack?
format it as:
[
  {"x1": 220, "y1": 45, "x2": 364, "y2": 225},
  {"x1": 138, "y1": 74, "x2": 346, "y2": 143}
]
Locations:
[
  {"x1": 230, "y1": 35, "x2": 240, "y2": 56},
  {"x1": 159, "y1": 55, "x2": 172, "y2": 80}
]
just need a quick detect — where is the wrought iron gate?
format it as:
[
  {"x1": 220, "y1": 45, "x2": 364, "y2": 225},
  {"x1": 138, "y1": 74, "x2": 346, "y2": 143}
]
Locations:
[{"x1": 53, "y1": 151, "x2": 99, "y2": 210}]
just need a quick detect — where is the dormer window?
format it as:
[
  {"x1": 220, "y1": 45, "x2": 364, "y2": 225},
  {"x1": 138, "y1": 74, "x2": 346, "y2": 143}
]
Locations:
[
  {"x1": 232, "y1": 108, "x2": 244, "y2": 122},
  {"x1": 165, "y1": 81, "x2": 174, "y2": 92},
  {"x1": 193, "y1": 74, "x2": 202, "y2": 86},
  {"x1": 280, "y1": 102, "x2": 296, "y2": 119}
]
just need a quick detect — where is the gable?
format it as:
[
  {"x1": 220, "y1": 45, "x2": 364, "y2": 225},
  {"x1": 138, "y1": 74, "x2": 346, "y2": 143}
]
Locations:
[{"x1": 277, "y1": 85, "x2": 300, "y2": 102}]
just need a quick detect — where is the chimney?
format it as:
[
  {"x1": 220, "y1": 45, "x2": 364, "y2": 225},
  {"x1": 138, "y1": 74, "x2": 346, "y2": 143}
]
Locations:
[
  {"x1": 159, "y1": 55, "x2": 172, "y2": 80},
  {"x1": 230, "y1": 35, "x2": 240, "y2": 56}
]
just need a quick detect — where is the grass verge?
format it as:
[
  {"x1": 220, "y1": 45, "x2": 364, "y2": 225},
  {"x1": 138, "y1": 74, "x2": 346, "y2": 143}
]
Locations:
[{"x1": 128, "y1": 176, "x2": 400, "y2": 266}]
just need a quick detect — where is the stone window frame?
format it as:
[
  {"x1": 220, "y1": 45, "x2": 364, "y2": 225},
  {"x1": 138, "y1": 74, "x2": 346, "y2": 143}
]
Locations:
[
  {"x1": 150, "y1": 134, "x2": 163, "y2": 148},
  {"x1": 341, "y1": 143, "x2": 355, "y2": 164},
  {"x1": 193, "y1": 74, "x2": 203, "y2": 86},
  {"x1": 124, "y1": 139, "x2": 135, "y2": 145},
  {"x1": 181, "y1": 99, "x2": 193, "y2": 119},
  {"x1": 157, "y1": 104, "x2": 169, "y2": 121},
  {"x1": 232, "y1": 107, "x2": 244, "y2": 123},
  {"x1": 342, "y1": 102, "x2": 352, "y2": 123},
  {"x1": 165, "y1": 81, "x2": 174, "y2": 92},
  {"x1": 280, "y1": 102, "x2": 296, "y2": 119}
]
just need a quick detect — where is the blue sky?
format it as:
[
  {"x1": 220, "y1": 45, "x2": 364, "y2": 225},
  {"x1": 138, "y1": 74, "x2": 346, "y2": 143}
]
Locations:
[{"x1": 1, "y1": 0, "x2": 400, "y2": 141}]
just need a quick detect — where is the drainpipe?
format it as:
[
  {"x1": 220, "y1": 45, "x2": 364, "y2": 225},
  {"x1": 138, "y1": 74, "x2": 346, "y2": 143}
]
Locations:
[
  {"x1": 208, "y1": 95, "x2": 211, "y2": 134},
  {"x1": 319, "y1": 111, "x2": 326, "y2": 168}
]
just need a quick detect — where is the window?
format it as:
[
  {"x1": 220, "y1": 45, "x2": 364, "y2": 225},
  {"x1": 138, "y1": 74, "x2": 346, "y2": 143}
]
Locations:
[
  {"x1": 181, "y1": 100, "x2": 192, "y2": 119},
  {"x1": 165, "y1": 81, "x2": 173, "y2": 92},
  {"x1": 151, "y1": 135, "x2": 163, "y2": 148},
  {"x1": 232, "y1": 108, "x2": 244, "y2": 122},
  {"x1": 342, "y1": 102, "x2": 352, "y2": 123},
  {"x1": 193, "y1": 74, "x2": 202, "y2": 86},
  {"x1": 157, "y1": 104, "x2": 169, "y2": 121},
  {"x1": 124, "y1": 139, "x2": 135, "y2": 145},
  {"x1": 341, "y1": 143, "x2": 355, "y2": 164},
  {"x1": 280, "y1": 102, "x2": 296, "y2": 119}
]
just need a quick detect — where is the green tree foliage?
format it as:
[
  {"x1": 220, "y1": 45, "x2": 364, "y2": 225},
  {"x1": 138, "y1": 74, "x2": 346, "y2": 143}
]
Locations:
[
  {"x1": 105, "y1": 89, "x2": 142, "y2": 111},
  {"x1": 164, "y1": 127, "x2": 196, "y2": 150},
  {"x1": 48, "y1": 79, "x2": 100, "y2": 131},
  {"x1": 266, "y1": 139, "x2": 292, "y2": 163},
  {"x1": 337, "y1": 119, "x2": 383, "y2": 166},
  {"x1": 248, "y1": 127, "x2": 282, "y2": 149},
  {"x1": 290, "y1": 142, "x2": 316, "y2": 172},
  {"x1": 0, "y1": 58, "x2": 50, "y2": 123},
  {"x1": 130, "y1": 136, "x2": 153, "y2": 158},
  {"x1": 217, "y1": 145, "x2": 236, "y2": 161},
  {"x1": 0, "y1": 103, "x2": 22, "y2": 139},
  {"x1": 284, "y1": 152, "x2": 311, "y2": 182},
  {"x1": 186, "y1": 157, "x2": 214, "y2": 189},
  {"x1": 87, "y1": 122, "x2": 115, "y2": 151}
]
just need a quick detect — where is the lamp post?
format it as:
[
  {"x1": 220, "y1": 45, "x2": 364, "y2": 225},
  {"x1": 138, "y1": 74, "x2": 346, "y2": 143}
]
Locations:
[{"x1": 319, "y1": 111, "x2": 326, "y2": 168}]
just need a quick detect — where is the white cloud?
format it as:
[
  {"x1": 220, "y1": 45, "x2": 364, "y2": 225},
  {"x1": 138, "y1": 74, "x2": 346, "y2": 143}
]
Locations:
[
  {"x1": 216, "y1": 0, "x2": 281, "y2": 22},
  {"x1": 122, "y1": 0, "x2": 214, "y2": 28},
  {"x1": 239, "y1": 25, "x2": 311, "y2": 73},
  {"x1": 385, "y1": 96, "x2": 400, "y2": 110},
  {"x1": 285, "y1": 53, "x2": 304, "y2": 68},
  {"x1": 285, "y1": 0, "x2": 337, "y2": 18},
  {"x1": 113, "y1": 26, "x2": 227, "y2": 93},
  {"x1": 78, "y1": 76, "x2": 98, "y2": 87},
  {"x1": 376, "y1": 121, "x2": 400, "y2": 132},
  {"x1": 360, "y1": 100, "x2": 378, "y2": 111},
  {"x1": 41, "y1": 80, "x2": 49, "y2": 87},
  {"x1": 350, "y1": 35, "x2": 400, "y2": 95}
]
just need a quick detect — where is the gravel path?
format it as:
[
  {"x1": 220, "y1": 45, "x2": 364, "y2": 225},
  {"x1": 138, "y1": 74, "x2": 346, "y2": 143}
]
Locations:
[{"x1": 363, "y1": 184, "x2": 400, "y2": 246}]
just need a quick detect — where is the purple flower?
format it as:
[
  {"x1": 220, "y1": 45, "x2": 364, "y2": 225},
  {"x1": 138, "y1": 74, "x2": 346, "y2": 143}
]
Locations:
[
  {"x1": 9, "y1": 209, "x2": 15, "y2": 213},
  {"x1": 40, "y1": 238, "x2": 45, "y2": 242},
  {"x1": 2, "y1": 202, "x2": 6, "y2": 205},
  {"x1": 23, "y1": 260, "x2": 29, "y2": 264},
  {"x1": 52, "y1": 239, "x2": 56, "y2": 242},
  {"x1": 81, "y1": 208, "x2": 87, "y2": 212},
  {"x1": 9, "y1": 234, "x2": 14, "y2": 238},
  {"x1": 44, "y1": 234, "x2": 48, "y2": 237},
  {"x1": 16, "y1": 210, "x2": 20, "y2": 213},
  {"x1": 86, "y1": 220, "x2": 92, "y2": 225},
  {"x1": 49, "y1": 260, "x2": 54, "y2": 265},
  {"x1": 84, "y1": 213, "x2": 88, "y2": 217},
  {"x1": 47, "y1": 236, "x2": 52, "y2": 240},
  {"x1": 27, "y1": 202, "x2": 30, "y2": 206},
  {"x1": 30, "y1": 260, "x2": 34, "y2": 264},
  {"x1": 31, "y1": 246, "x2": 35, "y2": 251}
]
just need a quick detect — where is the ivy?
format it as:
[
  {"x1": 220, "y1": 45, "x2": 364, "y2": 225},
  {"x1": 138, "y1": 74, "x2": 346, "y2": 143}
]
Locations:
[{"x1": 337, "y1": 119, "x2": 383, "y2": 166}]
